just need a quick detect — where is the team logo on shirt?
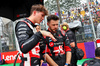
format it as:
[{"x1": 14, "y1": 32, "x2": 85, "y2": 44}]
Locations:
[{"x1": 49, "y1": 42, "x2": 54, "y2": 47}]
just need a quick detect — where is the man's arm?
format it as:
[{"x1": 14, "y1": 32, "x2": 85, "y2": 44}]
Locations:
[
  {"x1": 65, "y1": 52, "x2": 71, "y2": 65},
  {"x1": 15, "y1": 22, "x2": 43, "y2": 53},
  {"x1": 64, "y1": 34, "x2": 72, "y2": 66},
  {"x1": 43, "y1": 54, "x2": 58, "y2": 66},
  {"x1": 40, "y1": 45, "x2": 58, "y2": 66},
  {"x1": 40, "y1": 30, "x2": 57, "y2": 42},
  {"x1": 66, "y1": 31, "x2": 76, "y2": 48},
  {"x1": 15, "y1": 22, "x2": 56, "y2": 54},
  {"x1": 40, "y1": 38, "x2": 58, "y2": 66},
  {"x1": 70, "y1": 42, "x2": 75, "y2": 47}
]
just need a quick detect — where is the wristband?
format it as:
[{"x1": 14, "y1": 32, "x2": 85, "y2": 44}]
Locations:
[{"x1": 65, "y1": 63, "x2": 68, "y2": 65}]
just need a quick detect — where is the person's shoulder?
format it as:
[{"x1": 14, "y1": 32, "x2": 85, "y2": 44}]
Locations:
[
  {"x1": 57, "y1": 29, "x2": 61, "y2": 32},
  {"x1": 66, "y1": 30, "x2": 74, "y2": 34},
  {"x1": 58, "y1": 30, "x2": 64, "y2": 34},
  {"x1": 15, "y1": 20, "x2": 29, "y2": 30},
  {"x1": 16, "y1": 20, "x2": 25, "y2": 24},
  {"x1": 82, "y1": 58, "x2": 100, "y2": 66},
  {"x1": 57, "y1": 30, "x2": 65, "y2": 36},
  {"x1": 82, "y1": 59, "x2": 92, "y2": 66},
  {"x1": 16, "y1": 20, "x2": 29, "y2": 26}
]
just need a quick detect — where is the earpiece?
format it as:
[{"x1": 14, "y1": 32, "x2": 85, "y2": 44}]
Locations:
[{"x1": 62, "y1": 25, "x2": 67, "y2": 30}]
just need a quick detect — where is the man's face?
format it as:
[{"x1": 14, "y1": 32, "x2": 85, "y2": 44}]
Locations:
[
  {"x1": 48, "y1": 20, "x2": 59, "y2": 32},
  {"x1": 36, "y1": 26, "x2": 41, "y2": 32},
  {"x1": 35, "y1": 11, "x2": 45, "y2": 24}
]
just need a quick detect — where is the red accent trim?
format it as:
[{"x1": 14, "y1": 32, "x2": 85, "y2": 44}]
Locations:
[
  {"x1": 84, "y1": 63, "x2": 87, "y2": 66},
  {"x1": 22, "y1": 53, "x2": 24, "y2": 57},
  {"x1": 29, "y1": 52, "x2": 31, "y2": 66},
  {"x1": 42, "y1": 45, "x2": 50, "y2": 53},
  {"x1": 47, "y1": 45, "x2": 50, "y2": 53},
  {"x1": 29, "y1": 43, "x2": 40, "y2": 58},
  {"x1": 49, "y1": 53, "x2": 52, "y2": 56},
  {"x1": 26, "y1": 18, "x2": 35, "y2": 25},
  {"x1": 59, "y1": 34, "x2": 60, "y2": 37},
  {"x1": 17, "y1": 14, "x2": 20, "y2": 17},
  {"x1": 61, "y1": 30, "x2": 65, "y2": 36},
  {"x1": 21, "y1": 44, "x2": 23, "y2": 48},
  {"x1": 28, "y1": 43, "x2": 40, "y2": 66},
  {"x1": 64, "y1": 46, "x2": 71, "y2": 52},
  {"x1": 48, "y1": 28, "x2": 52, "y2": 32},
  {"x1": 29, "y1": 54, "x2": 40, "y2": 58},
  {"x1": 21, "y1": 21, "x2": 30, "y2": 27},
  {"x1": 42, "y1": 50, "x2": 45, "y2": 53},
  {"x1": 55, "y1": 54, "x2": 58, "y2": 56}
]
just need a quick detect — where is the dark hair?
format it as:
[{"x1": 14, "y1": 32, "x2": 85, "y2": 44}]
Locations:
[
  {"x1": 30, "y1": 4, "x2": 48, "y2": 15},
  {"x1": 47, "y1": 15, "x2": 59, "y2": 23},
  {"x1": 95, "y1": 47, "x2": 100, "y2": 57}
]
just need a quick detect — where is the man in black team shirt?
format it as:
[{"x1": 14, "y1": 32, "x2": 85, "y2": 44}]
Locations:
[
  {"x1": 61, "y1": 22, "x2": 78, "y2": 66},
  {"x1": 40, "y1": 15, "x2": 71, "y2": 66},
  {"x1": 15, "y1": 4, "x2": 56, "y2": 66}
]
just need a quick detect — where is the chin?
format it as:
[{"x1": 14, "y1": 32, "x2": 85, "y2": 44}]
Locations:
[
  {"x1": 38, "y1": 22, "x2": 40, "y2": 24},
  {"x1": 37, "y1": 21, "x2": 41, "y2": 24},
  {"x1": 39, "y1": 21, "x2": 42, "y2": 24},
  {"x1": 53, "y1": 30, "x2": 56, "y2": 32}
]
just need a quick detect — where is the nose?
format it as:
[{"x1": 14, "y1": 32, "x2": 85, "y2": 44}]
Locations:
[{"x1": 55, "y1": 25, "x2": 58, "y2": 28}]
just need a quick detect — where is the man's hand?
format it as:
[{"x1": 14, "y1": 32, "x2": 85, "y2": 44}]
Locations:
[
  {"x1": 66, "y1": 52, "x2": 71, "y2": 65},
  {"x1": 40, "y1": 30, "x2": 57, "y2": 42},
  {"x1": 70, "y1": 42, "x2": 75, "y2": 47},
  {"x1": 43, "y1": 54, "x2": 58, "y2": 66},
  {"x1": 40, "y1": 60, "x2": 49, "y2": 66}
]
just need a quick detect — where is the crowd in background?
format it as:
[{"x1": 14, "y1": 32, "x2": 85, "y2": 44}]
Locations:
[{"x1": 61, "y1": 0, "x2": 100, "y2": 42}]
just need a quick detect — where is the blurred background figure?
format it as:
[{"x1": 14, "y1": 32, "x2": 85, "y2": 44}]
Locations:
[
  {"x1": 61, "y1": 22, "x2": 78, "y2": 66},
  {"x1": 36, "y1": 25, "x2": 41, "y2": 32},
  {"x1": 82, "y1": 47, "x2": 100, "y2": 66}
]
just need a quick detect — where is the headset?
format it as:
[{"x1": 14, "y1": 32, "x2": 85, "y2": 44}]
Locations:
[{"x1": 62, "y1": 25, "x2": 68, "y2": 31}]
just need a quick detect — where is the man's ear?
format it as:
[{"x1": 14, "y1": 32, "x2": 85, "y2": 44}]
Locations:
[{"x1": 33, "y1": 11, "x2": 37, "y2": 16}]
